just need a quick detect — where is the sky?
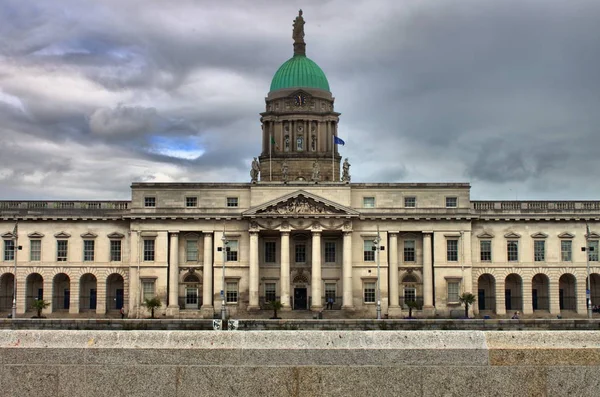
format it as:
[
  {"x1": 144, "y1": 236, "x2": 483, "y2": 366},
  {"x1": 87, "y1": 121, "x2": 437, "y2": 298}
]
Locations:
[{"x1": 1, "y1": 0, "x2": 599, "y2": 201}]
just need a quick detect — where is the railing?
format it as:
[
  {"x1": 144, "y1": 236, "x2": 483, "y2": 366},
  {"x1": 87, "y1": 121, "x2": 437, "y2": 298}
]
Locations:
[
  {"x1": 472, "y1": 201, "x2": 600, "y2": 213},
  {"x1": 0, "y1": 201, "x2": 130, "y2": 211}
]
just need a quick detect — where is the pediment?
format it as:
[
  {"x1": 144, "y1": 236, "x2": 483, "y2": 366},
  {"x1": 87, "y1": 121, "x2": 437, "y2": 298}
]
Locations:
[
  {"x1": 530, "y1": 232, "x2": 548, "y2": 239},
  {"x1": 107, "y1": 232, "x2": 125, "y2": 239},
  {"x1": 558, "y1": 232, "x2": 575, "y2": 239},
  {"x1": 54, "y1": 231, "x2": 71, "y2": 238},
  {"x1": 1, "y1": 232, "x2": 14, "y2": 239},
  {"x1": 586, "y1": 232, "x2": 600, "y2": 239},
  {"x1": 243, "y1": 190, "x2": 359, "y2": 217},
  {"x1": 80, "y1": 232, "x2": 98, "y2": 239},
  {"x1": 477, "y1": 232, "x2": 495, "y2": 239},
  {"x1": 27, "y1": 232, "x2": 45, "y2": 239},
  {"x1": 504, "y1": 232, "x2": 521, "y2": 239}
]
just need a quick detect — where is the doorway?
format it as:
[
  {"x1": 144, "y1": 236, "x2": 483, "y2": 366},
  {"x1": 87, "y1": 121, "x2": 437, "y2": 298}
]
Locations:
[
  {"x1": 294, "y1": 288, "x2": 307, "y2": 310},
  {"x1": 185, "y1": 288, "x2": 199, "y2": 309}
]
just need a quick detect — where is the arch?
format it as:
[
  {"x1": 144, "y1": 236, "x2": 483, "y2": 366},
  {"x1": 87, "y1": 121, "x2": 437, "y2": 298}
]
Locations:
[
  {"x1": 293, "y1": 274, "x2": 309, "y2": 284},
  {"x1": 106, "y1": 273, "x2": 124, "y2": 311},
  {"x1": 477, "y1": 274, "x2": 496, "y2": 312},
  {"x1": 184, "y1": 274, "x2": 201, "y2": 283},
  {"x1": 402, "y1": 274, "x2": 418, "y2": 283},
  {"x1": 25, "y1": 273, "x2": 44, "y2": 312},
  {"x1": 79, "y1": 273, "x2": 97, "y2": 311},
  {"x1": 532, "y1": 273, "x2": 550, "y2": 311},
  {"x1": 52, "y1": 273, "x2": 70, "y2": 311},
  {"x1": 559, "y1": 273, "x2": 577, "y2": 311},
  {"x1": 0, "y1": 273, "x2": 14, "y2": 311},
  {"x1": 180, "y1": 272, "x2": 202, "y2": 310},
  {"x1": 504, "y1": 273, "x2": 523, "y2": 311}
]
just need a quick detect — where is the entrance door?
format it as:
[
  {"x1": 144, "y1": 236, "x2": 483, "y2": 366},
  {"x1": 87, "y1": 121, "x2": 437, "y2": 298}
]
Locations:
[
  {"x1": 478, "y1": 289, "x2": 485, "y2": 310},
  {"x1": 505, "y1": 289, "x2": 512, "y2": 311},
  {"x1": 116, "y1": 289, "x2": 124, "y2": 310},
  {"x1": 185, "y1": 288, "x2": 199, "y2": 309},
  {"x1": 294, "y1": 288, "x2": 307, "y2": 310}
]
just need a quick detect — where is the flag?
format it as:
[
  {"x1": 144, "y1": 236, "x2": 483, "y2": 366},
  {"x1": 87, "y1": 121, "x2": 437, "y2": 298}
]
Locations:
[
  {"x1": 333, "y1": 136, "x2": 345, "y2": 146},
  {"x1": 270, "y1": 135, "x2": 278, "y2": 149}
]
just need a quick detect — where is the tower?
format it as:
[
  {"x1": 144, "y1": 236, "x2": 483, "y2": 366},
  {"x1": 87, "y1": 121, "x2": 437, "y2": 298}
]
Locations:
[{"x1": 258, "y1": 10, "x2": 342, "y2": 182}]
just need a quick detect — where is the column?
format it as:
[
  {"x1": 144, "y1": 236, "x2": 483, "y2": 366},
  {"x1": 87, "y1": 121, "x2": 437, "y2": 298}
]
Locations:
[
  {"x1": 167, "y1": 232, "x2": 179, "y2": 315},
  {"x1": 548, "y1": 278, "x2": 560, "y2": 315},
  {"x1": 128, "y1": 231, "x2": 140, "y2": 317},
  {"x1": 248, "y1": 231, "x2": 260, "y2": 310},
  {"x1": 422, "y1": 232, "x2": 434, "y2": 310},
  {"x1": 388, "y1": 233, "x2": 399, "y2": 308},
  {"x1": 280, "y1": 232, "x2": 291, "y2": 308},
  {"x1": 201, "y1": 233, "x2": 213, "y2": 315},
  {"x1": 342, "y1": 231, "x2": 354, "y2": 309},
  {"x1": 311, "y1": 231, "x2": 323, "y2": 310}
]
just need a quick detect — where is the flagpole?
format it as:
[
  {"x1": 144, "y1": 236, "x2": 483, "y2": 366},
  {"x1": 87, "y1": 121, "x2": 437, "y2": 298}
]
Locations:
[
  {"x1": 332, "y1": 135, "x2": 335, "y2": 182},
  {"x1": 269, "y1": 133, "x2": 272, "y2": 181},
  {"x1": 11, "y1": 218, "x2": 17, "y2": 319}
]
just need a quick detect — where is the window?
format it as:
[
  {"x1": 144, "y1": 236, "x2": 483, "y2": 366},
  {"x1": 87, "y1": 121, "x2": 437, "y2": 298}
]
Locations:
[
  {"x1": 447, "y1": 240, "x2": 458, "y2": 262},
  {"x1": 560, "y1": 240, "x2": 572, "y2": 262},
  {"x1": 325, "y1": 283, "x2": 336, "y2": 303},
  {"x1": 226, "y1": 282, "x2": 238, "y2": 303},
  {"x1": 57, "y1": 240, "x2": 68, "y2": 262},
  {"x1": 83, "y1": 240, "x2": 95, "y2": 261},
  {"x1": 143, "y1": 239, "x2": 155, "y2": 261},
  {"x1": 3, "y1": 240, "x2": 14, "y2": 261},
  {"x1": 589, "y1": 240, "x2": 599, "y2": 261},
  {"x1": 363, "y1": 197, "x2": 375, "y2": 208},
  {"x1": 30, "y1": 240, "x2": 41, "y2": 261},
  {"x1": 404, "y1": 287, "x2": 416, "y2": 303},
  {"x1": 403, "y1": 240, "x2": 415, "y2": 262},
  {"x1": 144, "y1": 197, "x2": 156, "y2": 207},
  {"x1": 295, "y1": 244, "x2": 306, "y2": 263},
  {"x1": 363, "y1": 240, "x2": 375, "y2": 261},
  {"x1": 480, "y1": 240, "x2": 492, "y2": 262},
  {"x1": 507, "y1": 240, "x2": 519, "y2": 262},
  {"x1": 404, "y1": 197, "x2": 416, "y2": 208},
  {"x1": 324, "y1": 242, "x2": 336, "y2": 263},
  {"x1": 264, "y1": 241, "x2": 276, "y2": 263},
  {"x1": 534, "y1": 240, "x2": 545, "y2": 262},
  {"x1": 186, "y1": 240, "x2": 198, "y2": 261},
  {"x1": 142, "y1": 281, "x2": 155, "y2": 300},
  {"x1": 226, "y1": 240, "x2": 238, "y2": 262},
  {"x1": 110, "y1": 240, "x2": 122, "y2": 262},
  {"x1": 447, "y1": 281, "x2": 460, "y2": 303},
  {"x1": 446, "y1": 197, "x2": 458, "y2": 208},
  {"x1": 185, "y1": 197, "x2": 197, "y2": 207},
  {"x1": 364, "y1": 282, "x2": 376, "y2": 303},
  {"x1": 227, "y1": 197, "x2": 239, "y2": 207},
  {"x1": 265, "y1": 282, "x2": 276, "y2": 302}
]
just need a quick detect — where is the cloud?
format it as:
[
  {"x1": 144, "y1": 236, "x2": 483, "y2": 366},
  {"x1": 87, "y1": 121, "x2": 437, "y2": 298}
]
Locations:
[{"x1": 89, "y1": 105, "x2": 158, "y2": 139}]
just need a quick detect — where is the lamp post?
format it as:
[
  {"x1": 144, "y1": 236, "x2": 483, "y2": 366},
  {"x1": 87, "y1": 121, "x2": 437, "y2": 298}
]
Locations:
[
  {"x1": 372, "y1": 227, "x2": 385, "y2": 320},
  {"x1": 11, "y1": 219, "x2": 18, "y2": 320},
  {"x1": 220, "y1": 234, "x2": 229, "y2": 322},
  {"x1": 585, "y1": 223, "x2": 593, "y2": 318}
]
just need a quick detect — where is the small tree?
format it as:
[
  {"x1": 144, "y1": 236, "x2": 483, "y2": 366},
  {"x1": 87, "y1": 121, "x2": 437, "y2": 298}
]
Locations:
[
  {"x1": 32, "y1": 299, "x2": 50, "y2": 318},
  {"x1": 143, "y1": 297, "x2": 162, "y2": 319},
  {"x1": 406, "y1": 300, "x2": 419, "y2": 319},
  {"x1": 267, "y1": 300, "x2": 283, "y2": 319},
  {"x1": 459, "y1": 292, "x2": 477, "y2": 319}
]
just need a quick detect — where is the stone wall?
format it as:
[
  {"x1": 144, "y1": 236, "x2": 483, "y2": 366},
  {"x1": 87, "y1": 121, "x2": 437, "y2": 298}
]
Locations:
[{"x1": 0, "y1": 330, "x2": 599, "y2": 396}]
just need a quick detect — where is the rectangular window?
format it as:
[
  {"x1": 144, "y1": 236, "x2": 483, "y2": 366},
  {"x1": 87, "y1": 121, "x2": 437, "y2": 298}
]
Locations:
[
  {"x1": 265, "y1": 282, "x2": 276, "y2": 302},
  {"x1": 447, "y1": 281, "x2": 460, "y2": 303},
  {"x1": 404, "y1": 197, "x2": 416, "y2": 208},
  {"x1": 561, "y1": 240, "x2": 572, "y2": 262},
  {"x1": 403, "y1": 240, "x2": 415, "y2": 262},
  {"x1": 264, "y1": 241, "x2": 276, "y2": 263},
  {"x1": 589, "y1": 240, "x2": 599, "y2": 261},
  {"x1": 363, "y1": 240, "x2": 375, "y2": 262},
  {"x1": 404, "y1": 287, "x2": 416, "y2": 303},
  {"x1": 324, "y1": 242, "x2": 336, "y2": 263},
  {"x1": 186, "y1": 240, "x2": 198, "y2": 262},
  {"x1": 30, "y1": 240, "x2": 41, "y2": 261},
  {"x1": 446, "y1": 197, "x2": 458, "y2": 208},
  {"x1": 185, "y1": 197, "x2": 197, "y2": 207},
  {"x1": 142, "y1": 281, "x2": 155, "y2": 300},
  {"x1": 83, "y1": 240, "x2": 95, "y2": 262},
  {"x1": 143, "y1": 239, "x2": 155, "y2": 261},
  {"x1": 110, "y1": 240, "x2": 122, "y2": 262},
  {"x1": 507, "y1": 240, "x2": 519, "y2": 262},
  {"x1": 480, "y1": 240, "x2": 492, "y2": 262},
  {"x1": 447, "y1": 240, "x2": 458, "y2": 262},
  {"x1": 295, "y1": 244, "x2": 306, "y2": 263},
  {"x1": 57, "y1": 240, "x2": 68, "y2": 262},
  {"x1": 3, "y1": 240, "x2": 14, "y2": 261},
  {"x1": 226, "y1": 240, "x2": 238, "y2": 262},
  {"x1": 364, "y1": 282, "x2": 376, "y2": 303},
  {"x1": 227, "y1": 197, "x2": 239, "y2": 207},
  {"x1": 226, "y1": 282, "x2": 238, "y2": 303},
  {"x1": 534, "y1": 240, "x2": 545, "y2": 262},
  {"x1": 363, "y1": 197, "x2": 375, "y2": 208},
  {"x1": 144, "y1": 197, "x2": 156, "y2": 207},
  {"x1": 325, "y1": 283, "x2": 336, "y2": 303}
]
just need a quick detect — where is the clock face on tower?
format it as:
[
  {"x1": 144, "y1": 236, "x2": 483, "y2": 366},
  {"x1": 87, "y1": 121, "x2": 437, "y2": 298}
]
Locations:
[{"x1": 294, "y1": 94, "x2": 306, "y2": 106}]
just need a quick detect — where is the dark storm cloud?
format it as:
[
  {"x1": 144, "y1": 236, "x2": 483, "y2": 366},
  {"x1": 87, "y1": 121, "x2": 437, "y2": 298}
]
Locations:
[{"x1": 1, "y1": 0, "x2": 600, "y2": 200}]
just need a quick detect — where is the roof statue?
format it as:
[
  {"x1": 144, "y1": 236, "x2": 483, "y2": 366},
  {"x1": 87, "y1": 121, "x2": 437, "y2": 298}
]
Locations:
[
  {"x1": 342, "y1": 158, "x2": 351, "y2": 183},
  {"x1": 292, "y1": 9, "x2": 306, "y2": 56},
  {"x1": 250, "y1": 157, "x2": 260, "y2": 183}
]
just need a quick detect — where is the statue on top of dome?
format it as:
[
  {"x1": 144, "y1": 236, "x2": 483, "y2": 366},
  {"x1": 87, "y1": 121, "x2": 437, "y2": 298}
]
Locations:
[{"x1": 293, "y1": 9, "x2": 305, "y2": 44}]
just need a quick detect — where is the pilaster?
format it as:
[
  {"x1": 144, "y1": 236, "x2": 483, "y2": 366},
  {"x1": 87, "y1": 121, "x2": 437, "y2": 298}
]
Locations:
[
  {"x1": 201, "y1": 233, "x2": 214, "y2": 317},
  {"x1": 167, "y1": 232, "x2": 180, "y2": 316},
  {"x1": 342, "y1": 231, "x2": 354, "y2": 310},
  {"x1": 388, "y1": 232, "x2": 401, "y2": 318},
  {"x1": 310, "y1": 230, "x2": 322, "y2": 310},
  {"x1": 280, "y1": 231, "x2": 291, "y2": 309},
  {"x1": 248, "y1": 231, "x2": 260, "y2": 311},
  {"x1": 422, "y1": 232, "x2": 434, "y2": 315}
]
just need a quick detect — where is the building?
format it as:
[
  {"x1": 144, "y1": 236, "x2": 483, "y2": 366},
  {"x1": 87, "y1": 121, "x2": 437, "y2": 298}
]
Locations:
[{"x1": 1, "y1": 11, "x2": 599, "y2": 319}]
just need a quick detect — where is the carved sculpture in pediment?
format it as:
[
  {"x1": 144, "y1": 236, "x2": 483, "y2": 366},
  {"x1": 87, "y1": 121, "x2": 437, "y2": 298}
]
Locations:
[{"x1": 257, "y1": 195, "x2": 343, "y2": 215}]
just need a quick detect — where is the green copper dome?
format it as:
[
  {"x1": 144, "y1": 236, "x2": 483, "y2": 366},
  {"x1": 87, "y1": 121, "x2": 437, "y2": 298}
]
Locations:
[{"x1": 270, "y1": 54, "x2": 330, "y2": 92}]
